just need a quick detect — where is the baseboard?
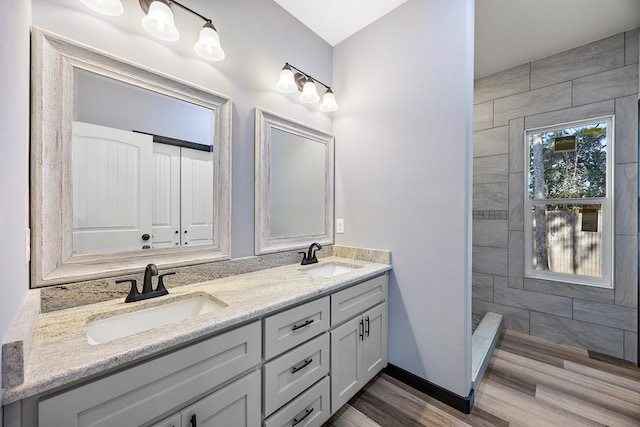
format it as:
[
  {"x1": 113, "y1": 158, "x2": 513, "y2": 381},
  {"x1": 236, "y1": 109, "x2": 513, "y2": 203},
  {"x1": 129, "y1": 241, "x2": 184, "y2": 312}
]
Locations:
[{"x1": 384, "y1": 364, "x2": 474, "y2": 414}]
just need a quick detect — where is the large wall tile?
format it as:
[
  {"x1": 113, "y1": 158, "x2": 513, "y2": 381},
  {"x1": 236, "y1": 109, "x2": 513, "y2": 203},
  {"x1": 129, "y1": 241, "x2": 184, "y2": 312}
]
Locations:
[
  {"x1": 494, "y1": 283, "x2": 572, "y2": 318},
  {"x1": 572, "y1": 64, "x2": 639, "y2": 106},
  {"x1": 524, "y1": 100, "x2": 614, "y2": 130},
  {"x1": 474, "y1": 63, "x2": 530, "y2": 105},
  {"x1": 508, "y1": 118, "x2": 525, "y2": 173},
  {"x1": 530, "y1": 312, "x2": 624, "y2": 358},
  {"x1": 472, "y1": 299, "x2": 530, "y2": 333},
  {"x1": 508, "y1": 231, "x2": 524, "y2": 289},
  {"x1": 508, "y1": 173, "x2": 524, "y2": 232},
  {"x1": 473, "y1": 154, "x2": 508, "y2": 184},
  {"x1": 473, "y1": 126, "x2": 508, "y2": 158},
  {"x1": 472, "y1": 246, "x2": 508, "y2": 276},
  {"x1": 624, "y1": 331, "x2": 637, "y2": 363},
  {"x1": 472, "y1": 273, "x2": 494, "y2": 302},
  {"x1": 494, "y1": 82, "x2": 572, "y2": 126},
  {"x1": 625, "y1": 28, "x2": 639, "y2": 65},
  {"x1": 615, "y1": 95, "x2": 639, "y2": 164},
  {"x1": 474, "y1": 101, "x2": 493, "y2": 131},
  {"x1": 530, "y1": 34, "x2": 624, "y2": 89},
  {"x1": 473, "y1": 219, "x2": 508, "y2": 248},
  {"x1": 615, "y1": 235, "x2": 638, "y2": 308},
  {"x1": 615, "y1": 163, "x2": 638, "y2": 236},
  {"x1": 523, "y1": 277, "x2": 614, "y2": 304},
  {"x1": 473, "y1": 182, "x2": 508, "y2": 210},
  {"x1": 573, "y1": 300, "x2": 637, "y2": 331}
]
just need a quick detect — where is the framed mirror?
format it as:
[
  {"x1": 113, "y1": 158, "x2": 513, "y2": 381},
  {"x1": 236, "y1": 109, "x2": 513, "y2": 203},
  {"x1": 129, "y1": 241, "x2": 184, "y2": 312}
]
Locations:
[
  {"x1": 31, "y1": 28, "x2": 232, "y2": 287},
  {"x1": 255, "y1": 108, "x2": 334, "y2": 254}
]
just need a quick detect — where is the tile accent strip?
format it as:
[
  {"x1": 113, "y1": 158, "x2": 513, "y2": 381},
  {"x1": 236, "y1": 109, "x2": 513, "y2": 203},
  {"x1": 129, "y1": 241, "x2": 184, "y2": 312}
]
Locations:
[{"x1": 473, "y1": 210, "x2": 509, "y2": 220}]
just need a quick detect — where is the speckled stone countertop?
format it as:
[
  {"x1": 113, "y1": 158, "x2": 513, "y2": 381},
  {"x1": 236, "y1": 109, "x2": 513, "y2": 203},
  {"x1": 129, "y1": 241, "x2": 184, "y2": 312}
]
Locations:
[{"x1": 1, "y1": 254, "x2": 391, "y2": 404}]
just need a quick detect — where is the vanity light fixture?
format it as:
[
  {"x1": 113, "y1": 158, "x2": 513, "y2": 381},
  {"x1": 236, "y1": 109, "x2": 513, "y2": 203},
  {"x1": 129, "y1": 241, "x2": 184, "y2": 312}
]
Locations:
[
  {"x1": 139, "y1": 0, "x2": 225, "y2": 61},
  {"x1": 81, "y1": 0, "x2": 225, "y2": 61},
  {"x1": 276, "y1": 62, "x2": 339, "y2": 112},
  {"x1": 80, "y1": 0, "x2": 124, "y2": 16}
]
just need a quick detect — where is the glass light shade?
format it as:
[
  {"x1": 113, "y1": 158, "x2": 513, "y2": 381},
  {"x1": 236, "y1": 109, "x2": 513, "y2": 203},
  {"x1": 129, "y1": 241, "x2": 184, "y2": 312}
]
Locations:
[
  {"x1": 300, "y1": 79, "x2": 320, "y2": 103},
  {"x1": 141, "y1": 0, "x2": 179, "y2": 42},
  {"x1": 320, "y1": 89, "x2": 339, "y2": 112},
  {"x1": 80, "y1": 0, "x2": 123, "y2": 16},
  {"x1": 276, "y1": 66, "x2": 297, "y2": 93},
  {"x1": 194, "y1": 23, "x2": 225, "y2": 61}
]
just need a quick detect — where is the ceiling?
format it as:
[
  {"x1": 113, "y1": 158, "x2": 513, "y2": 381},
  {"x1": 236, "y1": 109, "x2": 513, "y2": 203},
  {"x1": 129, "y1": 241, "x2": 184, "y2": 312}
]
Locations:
[{"x1": 274, "y1": 0, "x2": 640, "y2": 78}]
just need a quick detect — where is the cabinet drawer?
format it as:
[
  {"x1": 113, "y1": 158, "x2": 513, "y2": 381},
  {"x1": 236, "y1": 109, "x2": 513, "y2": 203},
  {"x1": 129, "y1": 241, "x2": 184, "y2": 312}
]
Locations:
[
  {"x1": 263, "y1": 377, "x2": 330, "y2": 427},
  {"x1": 38, "y1": 321, "x2": 261, "y2": 427},
  {"x1": 331, "y1": 274, "x2": 387, "y2": 326},
  {"x1": 264, "y1": 297, "x2": 330, "y2": 360},
  {"x1": 263, "y1": 333, "x2": 330, "y2": 417}
]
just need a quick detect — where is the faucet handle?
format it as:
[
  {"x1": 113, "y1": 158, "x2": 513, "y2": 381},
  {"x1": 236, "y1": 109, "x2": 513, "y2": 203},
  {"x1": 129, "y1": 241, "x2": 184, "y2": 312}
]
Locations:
[
  {"x1": 117, "y1": 279, "x2": 139, "y2": 303},
  {"x1": 298, "y1": 251, "x2": 308, "y2": 265},
  {"x1": 156, "y1": 272, "x2": 175, "y2": 295}
]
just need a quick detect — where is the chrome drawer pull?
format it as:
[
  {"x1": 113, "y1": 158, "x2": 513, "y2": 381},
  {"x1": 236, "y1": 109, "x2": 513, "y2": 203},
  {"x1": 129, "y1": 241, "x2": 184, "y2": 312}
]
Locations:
[
  {"x1": 292, "y1": 407, "x2": 314, "y2": 426},
  {"x1": 292, "y1": 319, "x2": 314, "y2": 331},
  {"x1": 291, "y1": 358, "x2": 313, "y2": 374}
]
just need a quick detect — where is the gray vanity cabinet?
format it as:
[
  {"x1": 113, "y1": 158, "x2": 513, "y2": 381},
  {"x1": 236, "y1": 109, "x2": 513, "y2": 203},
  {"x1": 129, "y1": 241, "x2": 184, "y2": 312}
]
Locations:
[
  {"x1": 329, "y1": 275, "x2": 388, "y2": 413},
  {"x1": 37, "y1": 321, "x2": 261, "y2": 427},
  {"x1": 151, "y1": 369, "x2": 261, "y2": 427}
]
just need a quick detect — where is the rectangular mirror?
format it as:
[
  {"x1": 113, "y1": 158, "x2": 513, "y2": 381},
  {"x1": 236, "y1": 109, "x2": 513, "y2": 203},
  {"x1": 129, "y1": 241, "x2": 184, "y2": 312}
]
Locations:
[
  {"x1": 255, "y1": 108, "x2": 334, "y2": 254},
  {"x1": 31, "y1": 28, "x2": 232, "y2": 287}
]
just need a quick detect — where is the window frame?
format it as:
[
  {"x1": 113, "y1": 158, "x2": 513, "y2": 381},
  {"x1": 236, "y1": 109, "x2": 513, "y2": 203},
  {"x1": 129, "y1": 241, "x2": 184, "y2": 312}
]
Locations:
[{"x1": 523, "y1": 115, "x2": 615, "y2": 288}]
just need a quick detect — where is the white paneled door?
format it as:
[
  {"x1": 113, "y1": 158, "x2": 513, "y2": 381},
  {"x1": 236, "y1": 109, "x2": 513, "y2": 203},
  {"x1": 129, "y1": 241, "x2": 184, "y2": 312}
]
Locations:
[
  {"x1": 72, "y1": 121, "x2": 153, "y2": 254},
  {"x1": 180, "y1": 147, "x2": 214, "y2": 246},
  {"x1": 152, "y1": 143, "x2": 181, "y2": 248}
]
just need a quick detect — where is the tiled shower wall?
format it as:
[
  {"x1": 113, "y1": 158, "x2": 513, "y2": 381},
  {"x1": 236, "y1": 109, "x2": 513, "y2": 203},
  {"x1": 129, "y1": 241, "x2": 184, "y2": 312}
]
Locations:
[{"x1": 472, "y1": 29, "x2": 639, "y2": 363}]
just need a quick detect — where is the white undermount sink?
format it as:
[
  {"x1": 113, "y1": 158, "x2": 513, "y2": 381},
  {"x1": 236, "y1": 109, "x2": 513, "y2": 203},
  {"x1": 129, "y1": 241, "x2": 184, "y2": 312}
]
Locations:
[
  {"x1": 303, "y1": 262, "x2": 361, "y2": 278},
  {"x1": 86, "y1": 293, "x2": 227, "y2": 345}
]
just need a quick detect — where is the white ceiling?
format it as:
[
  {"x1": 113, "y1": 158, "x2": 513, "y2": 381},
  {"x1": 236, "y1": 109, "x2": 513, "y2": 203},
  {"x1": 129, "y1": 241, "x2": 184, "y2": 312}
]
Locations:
[{"x1": 274, "y1": 0, "x2": 640, "y2": 78}]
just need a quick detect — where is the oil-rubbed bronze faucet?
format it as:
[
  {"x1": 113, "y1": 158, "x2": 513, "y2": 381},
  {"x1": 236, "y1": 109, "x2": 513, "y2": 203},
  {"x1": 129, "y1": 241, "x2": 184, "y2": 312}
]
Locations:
[
  {"x1": 117, "y1": 263, "x2": 175, "y2": 303},
  {"x1": 299, "y1": 242, "x2": 322, "y2": 265}
]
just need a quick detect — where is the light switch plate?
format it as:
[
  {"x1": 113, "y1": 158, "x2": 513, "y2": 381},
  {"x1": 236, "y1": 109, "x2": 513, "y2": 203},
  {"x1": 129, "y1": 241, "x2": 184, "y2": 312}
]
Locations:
[{"x1": 336, "y1": 218, "x2": 344, "y2": 234}]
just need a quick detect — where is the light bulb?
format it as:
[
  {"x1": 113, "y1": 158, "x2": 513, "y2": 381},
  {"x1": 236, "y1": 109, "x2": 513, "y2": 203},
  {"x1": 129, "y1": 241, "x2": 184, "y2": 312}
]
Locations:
[
  {"x1": 300, "y1": 79, "x2": 319, "y2": 103},
  {"x1": 276, "y1": 64, "x2": 297, "y2": 93},
  {"x1": 194, "y1": 22, "x2": 225, "y2": 61},
  {"x1": 320, "y1": 89, "x2": 339, "y2": 112},
  {"x1": 141, "y1": 0, "x2": 179, "y2": 42},
  {"x1": 80, "y1": 0, "x2": 123, "y2": 16}
]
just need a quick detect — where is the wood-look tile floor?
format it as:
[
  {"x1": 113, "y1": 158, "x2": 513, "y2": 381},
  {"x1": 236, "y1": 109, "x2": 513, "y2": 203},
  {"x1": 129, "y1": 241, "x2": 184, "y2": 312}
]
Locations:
[{"x1": 324, "y1": 330, "x2": 640, "y2": 426}]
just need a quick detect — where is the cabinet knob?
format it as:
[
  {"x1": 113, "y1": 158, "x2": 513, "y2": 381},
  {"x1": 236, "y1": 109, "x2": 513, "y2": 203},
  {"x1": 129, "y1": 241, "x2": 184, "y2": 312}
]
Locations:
[{"x1": 141, "y1": 233, "x2": 150, "y2": 241}]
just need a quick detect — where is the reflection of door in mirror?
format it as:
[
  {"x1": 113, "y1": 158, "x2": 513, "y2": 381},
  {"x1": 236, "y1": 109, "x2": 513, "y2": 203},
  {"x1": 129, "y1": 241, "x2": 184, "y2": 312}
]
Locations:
[
  {"x1": 73, "y1": 122, "x2": 214, "y2": 254},
  {"x1": 72, "y1": 122, "x2": 153, "y2": 254},
  {"x1": 152, "y1": 144, "x2": 214, "y2": 248}
]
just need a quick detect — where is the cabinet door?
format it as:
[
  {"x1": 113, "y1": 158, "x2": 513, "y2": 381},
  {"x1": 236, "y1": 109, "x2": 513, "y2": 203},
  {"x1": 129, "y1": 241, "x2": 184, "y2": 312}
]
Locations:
[
  {"x1": 330, "y1": 316, "x2": 364, "y2": 413},
  {"x1": 363, "y1": 302, "x2": 388, "y2": 383},
  {"x1": 181, "y1": 370, "x2": 261, "y2": 427},
  {"x1": 150, "y1": 413, "x2": 181, "y2": 427}
]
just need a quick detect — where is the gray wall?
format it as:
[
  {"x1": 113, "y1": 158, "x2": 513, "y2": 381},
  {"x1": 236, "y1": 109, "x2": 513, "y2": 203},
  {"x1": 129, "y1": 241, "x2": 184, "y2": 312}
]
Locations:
[
  {"x1": 31, "y1": 0, "x2": 333, "y2": 260},
  {"x1": 0, "y1": 1, "x2": 31, "y2": 425},
  {"x1": 334, "y1": 0, "x2": 475, "y2": 397},
  {"x1": 472, "y1": 30, "x2": 639, "y2": 362}
]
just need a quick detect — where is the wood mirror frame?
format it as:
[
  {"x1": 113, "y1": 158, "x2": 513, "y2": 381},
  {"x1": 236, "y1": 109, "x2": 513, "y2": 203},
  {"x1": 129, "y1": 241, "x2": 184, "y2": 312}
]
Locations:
[{"x1": 31, "y1": 28, "x2": 232, "y2": 287}]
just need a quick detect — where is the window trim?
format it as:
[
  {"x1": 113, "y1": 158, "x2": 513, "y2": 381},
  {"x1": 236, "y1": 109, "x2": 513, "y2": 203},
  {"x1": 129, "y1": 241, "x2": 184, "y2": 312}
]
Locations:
[{"x1": 523, "y1": 115, "x2": 615, "y2": 289}]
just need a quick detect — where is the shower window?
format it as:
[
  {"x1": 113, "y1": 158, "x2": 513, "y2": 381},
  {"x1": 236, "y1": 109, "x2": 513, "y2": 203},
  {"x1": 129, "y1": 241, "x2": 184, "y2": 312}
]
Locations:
[{"x1": 524, "y1": 116, "x2": 614, "y2": 288}]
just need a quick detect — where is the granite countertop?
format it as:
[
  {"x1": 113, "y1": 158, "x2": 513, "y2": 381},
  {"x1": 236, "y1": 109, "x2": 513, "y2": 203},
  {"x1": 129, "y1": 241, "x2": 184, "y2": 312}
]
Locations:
[{"x1": 1, "y1": 255, "x2": 391, "y2": 404}]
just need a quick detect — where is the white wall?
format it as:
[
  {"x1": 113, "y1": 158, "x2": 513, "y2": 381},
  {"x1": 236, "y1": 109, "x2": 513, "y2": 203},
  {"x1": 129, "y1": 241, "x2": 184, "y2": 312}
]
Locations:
[
  {"x1": 31, "y1": 0, "x2": 334, "y2": 259},
  {"x1": 0, "y1": 1, "x2": 31, "y2": 424},
  {"x1": 333, "y1": 0, "x2": 475, "y2": 397}
]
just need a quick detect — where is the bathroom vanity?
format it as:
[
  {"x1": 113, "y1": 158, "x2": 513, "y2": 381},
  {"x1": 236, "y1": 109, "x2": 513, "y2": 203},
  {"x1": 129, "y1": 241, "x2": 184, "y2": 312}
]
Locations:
[{"x1": 1, "y1": 256, "x2": 390, "y2": 427}]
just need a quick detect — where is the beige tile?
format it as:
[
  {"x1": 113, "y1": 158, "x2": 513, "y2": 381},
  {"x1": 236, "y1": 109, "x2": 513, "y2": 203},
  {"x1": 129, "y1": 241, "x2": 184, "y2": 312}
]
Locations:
[
  {"x1": 474, "y1": 126, "x2": 508, "y2": 158},
  {"x1": 474, "y1": 63, "x2": 530, "y2": 105},
  {"x1": 474, "y1": 101, "x2": 493, "y2": 131},
  {"x1": 573, "y1": 300, "x2": 637, "y2": 332},
  {"x1": 494, "y1": 82, "x2": 572, "y2": 126},
  {"x1": 572, "y1": 64, "x2": 639, "y2": 106},
  {"x1": 530, "y1": 312, "x2": 624, "y2": 359},
  {"x1": 530, "y1": 34, "x2": 624, "y2": 90}
]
